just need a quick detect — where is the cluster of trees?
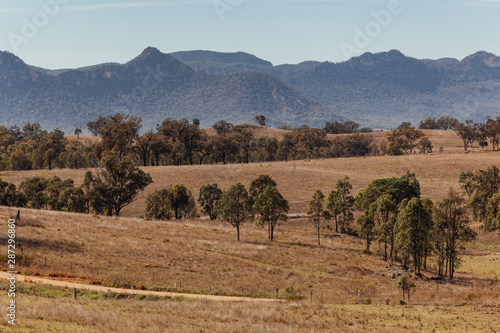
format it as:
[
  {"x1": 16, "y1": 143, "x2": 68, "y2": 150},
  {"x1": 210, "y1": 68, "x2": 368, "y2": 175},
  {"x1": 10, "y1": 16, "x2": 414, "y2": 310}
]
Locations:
[
  {"x1": 145, "y1": 175, "x2": 290, "y2": 242},
  {"x1": 145, "y1": 184, "x2": 196, "y2": 220},
  {"x1": 0, "y1": 123, "x2": 96, "y2": 171},
  {"x1": 323, "y1": 120, "x2": 373, "y2": 134},
  {"x1": 354, "y1": 173, "x2": 475, "y2": 279},
  {"x1": 307, "y1": 172, "x2": 476, "y2": 280},
  {"x1": 387, "y1": 122, "x2": 433, "y2": 155},
  {"x1": 418, "y1": 116, "x2": 459, "y2": 131},
  {"x1": 132, "y1": 117, "x2": 376, "y2": 166},
  {"x1": 307, "y1": 177, "x2": 356, "y2": 246},
  {"x1": 216, "y1": 175, "x2": 289, "y2": 241},
  {"x1": 0, "y1": 153, "x2": 152, "y2": 217},
  {"x1": 8, "y1": 115, "x2": 481, "y2": 172}
]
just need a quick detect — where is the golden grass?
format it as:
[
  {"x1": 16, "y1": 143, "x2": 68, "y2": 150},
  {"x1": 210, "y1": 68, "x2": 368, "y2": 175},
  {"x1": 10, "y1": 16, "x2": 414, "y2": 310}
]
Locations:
[
  {"x1": 1, "y1": 289, "x2": 499, "y2": 332},
  {"x1": 1, "y1": 206, "x2": 499, "y2": 306}
]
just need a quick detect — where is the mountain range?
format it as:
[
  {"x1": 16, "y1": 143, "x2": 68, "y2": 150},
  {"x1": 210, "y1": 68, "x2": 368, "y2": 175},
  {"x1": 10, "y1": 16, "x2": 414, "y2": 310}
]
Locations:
[
  {"x1": 172, "y1": 49, "x2": 500, "y2": 129},
  {"x1": 1, "y1": 47, "x2": 500, "y2": 133}
]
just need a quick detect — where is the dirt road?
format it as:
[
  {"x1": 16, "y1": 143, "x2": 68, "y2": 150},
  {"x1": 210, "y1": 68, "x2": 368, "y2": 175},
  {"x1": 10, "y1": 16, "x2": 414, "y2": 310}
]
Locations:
[{"x1": 0, "y1": 271, "x2": 285, "y2": 303}]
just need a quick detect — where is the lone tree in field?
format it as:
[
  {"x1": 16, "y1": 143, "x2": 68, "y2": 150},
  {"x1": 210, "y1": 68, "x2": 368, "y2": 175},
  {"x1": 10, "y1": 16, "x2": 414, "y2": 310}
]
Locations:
[
  {"x1": 397, "y1": 275, "x2": 416, "y2": 303},
  {"x1": 327, "y1": 190, "x2": 341, "y2": 233},
  {"x1": 253, "y1": 186, "x2": 289, "y2": 241},
  {"x1": 458, "y1": 171, "x2": 475, "y2": 201},
  {"x1": 198, "y1": 184, "x2": 223, "y2": 220},
  {"x1": 433, "y1": 189, "x2": 476, "y2": 279},
  {"x1": 87, "y1": 151, "x2": 152, "y2": 216},
  {"x1": 145, "y1": 189, "x2": 172, "y2": 220},
  {"x1": 387, "y1": 123, "x2": 425, "y2": 155},
  {"x1": 455, "y1": 120, "x2": 478, "y2": 152},
  {"x1": 217, "y1": 183, "x2": 252, "y2": 241},
  {"x1": 169, "y1": 184, "x2": 196, "y2": 219},
  {"x1": 145, "y1": 185, "x2": 195, "y2": 220},
  {"x1": 249, "y1": 175, "x2": 277, "y2": 205},
  {"x1": 74, "y1": 127, "x2": 82, "y2": 140},
  {"x1": 255, "y1": 115, "x2": 266, "y2": 127},
  {"x1": 308, "y1": 189, "x2": 328, "y2": 246}
]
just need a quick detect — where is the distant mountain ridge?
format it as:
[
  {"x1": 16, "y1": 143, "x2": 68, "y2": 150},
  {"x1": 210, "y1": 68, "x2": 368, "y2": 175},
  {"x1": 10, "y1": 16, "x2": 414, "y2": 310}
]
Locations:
[
  {"x1": 1, "y1": 48, "x2": 500, "y2": 133},
  {"x1": 0, "y1": 47, "x2": 343, "y2": 133},
  {"x1": 171, "y1": 49, "x2": 500, "y2": 128}
]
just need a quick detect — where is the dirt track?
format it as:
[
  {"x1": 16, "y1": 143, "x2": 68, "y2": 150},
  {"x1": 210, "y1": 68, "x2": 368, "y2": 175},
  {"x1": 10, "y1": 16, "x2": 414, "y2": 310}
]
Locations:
[{"x1": 0, "y1": 271, "x2": 285, "y2": 303}]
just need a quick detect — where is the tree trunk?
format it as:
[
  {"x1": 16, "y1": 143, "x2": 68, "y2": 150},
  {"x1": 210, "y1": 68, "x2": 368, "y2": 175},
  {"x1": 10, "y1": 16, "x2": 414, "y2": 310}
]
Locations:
[
  {"x1": 237, "y1": 225, "x2": 240, "y2": 241},
  {"x1": 424, "y1": 248, "x2": 428, "y2": 270},
  {"x1": 390, "y1": 243, "x2": 394, "y2": 263},
  {"x1": 444, "y1": 258, "x2": 448, "y2": 277},
  {"x1": 450, "y1": 257, "x2": 454, "y2": 280},
  {"x1": 317, "y1": 227, "x2": 321, "y2": 246}
]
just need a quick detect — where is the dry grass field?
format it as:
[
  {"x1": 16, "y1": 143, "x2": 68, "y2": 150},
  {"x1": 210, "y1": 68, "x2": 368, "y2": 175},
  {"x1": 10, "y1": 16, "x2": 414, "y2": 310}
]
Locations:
[
  {"x1": 1, "y1": 291, "x2": 499, "y2": 332},
  {"x1": 1, "y1": 129, "x2": 500, "y2": 332},
  {"x1": 0, "y1": 206, "x2": 499, "y2": 332}
]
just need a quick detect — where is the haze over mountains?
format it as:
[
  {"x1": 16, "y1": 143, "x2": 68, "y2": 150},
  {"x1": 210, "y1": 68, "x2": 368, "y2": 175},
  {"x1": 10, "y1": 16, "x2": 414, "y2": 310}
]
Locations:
[
  {"x1": 1, "y1": 47, "x2": 499, "y2": 133},
  {"x1": 173, "y1": 49, "x2": 500, "y2": 128}
]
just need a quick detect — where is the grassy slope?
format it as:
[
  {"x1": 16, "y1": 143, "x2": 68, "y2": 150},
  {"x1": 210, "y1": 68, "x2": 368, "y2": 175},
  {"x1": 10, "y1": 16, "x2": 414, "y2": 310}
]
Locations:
[{"x1": 0, "y1": 206, "x2": 499, "y2": 332}]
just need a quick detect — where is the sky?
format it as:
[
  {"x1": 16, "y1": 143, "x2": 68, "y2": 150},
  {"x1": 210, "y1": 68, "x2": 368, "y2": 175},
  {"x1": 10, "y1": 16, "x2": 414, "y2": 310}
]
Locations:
[{"x1": 0, "y1": 0, "x2": 499, "y2": 69}]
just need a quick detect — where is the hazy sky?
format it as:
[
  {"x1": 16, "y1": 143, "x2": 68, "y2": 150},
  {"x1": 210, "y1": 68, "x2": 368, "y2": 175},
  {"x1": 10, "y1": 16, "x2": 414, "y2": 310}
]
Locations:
[{"x1": 0, "y1": 0, "x2": 499, "y2": 69}]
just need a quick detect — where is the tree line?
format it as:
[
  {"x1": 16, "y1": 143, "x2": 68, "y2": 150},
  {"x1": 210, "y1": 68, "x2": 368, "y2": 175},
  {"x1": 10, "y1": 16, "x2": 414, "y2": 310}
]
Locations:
[
  {"x1": 93, "y1": 116, "x2": 376, "y2": 166},
  {"x1": 3, "y1": 115, "x2": 500, "y2": 172},
  {"x1": 419, "y1": 116, "x2": 500, "y2": 152},
  {"x1": 0, "y1": 122, "x2": 96, "y2": 171},
  {"x1": 0, "y1": 152, "x2": 151, "y2": 216},
  {"x1": 0, "y1": 116, "x2": 378, "y2": 171}
]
